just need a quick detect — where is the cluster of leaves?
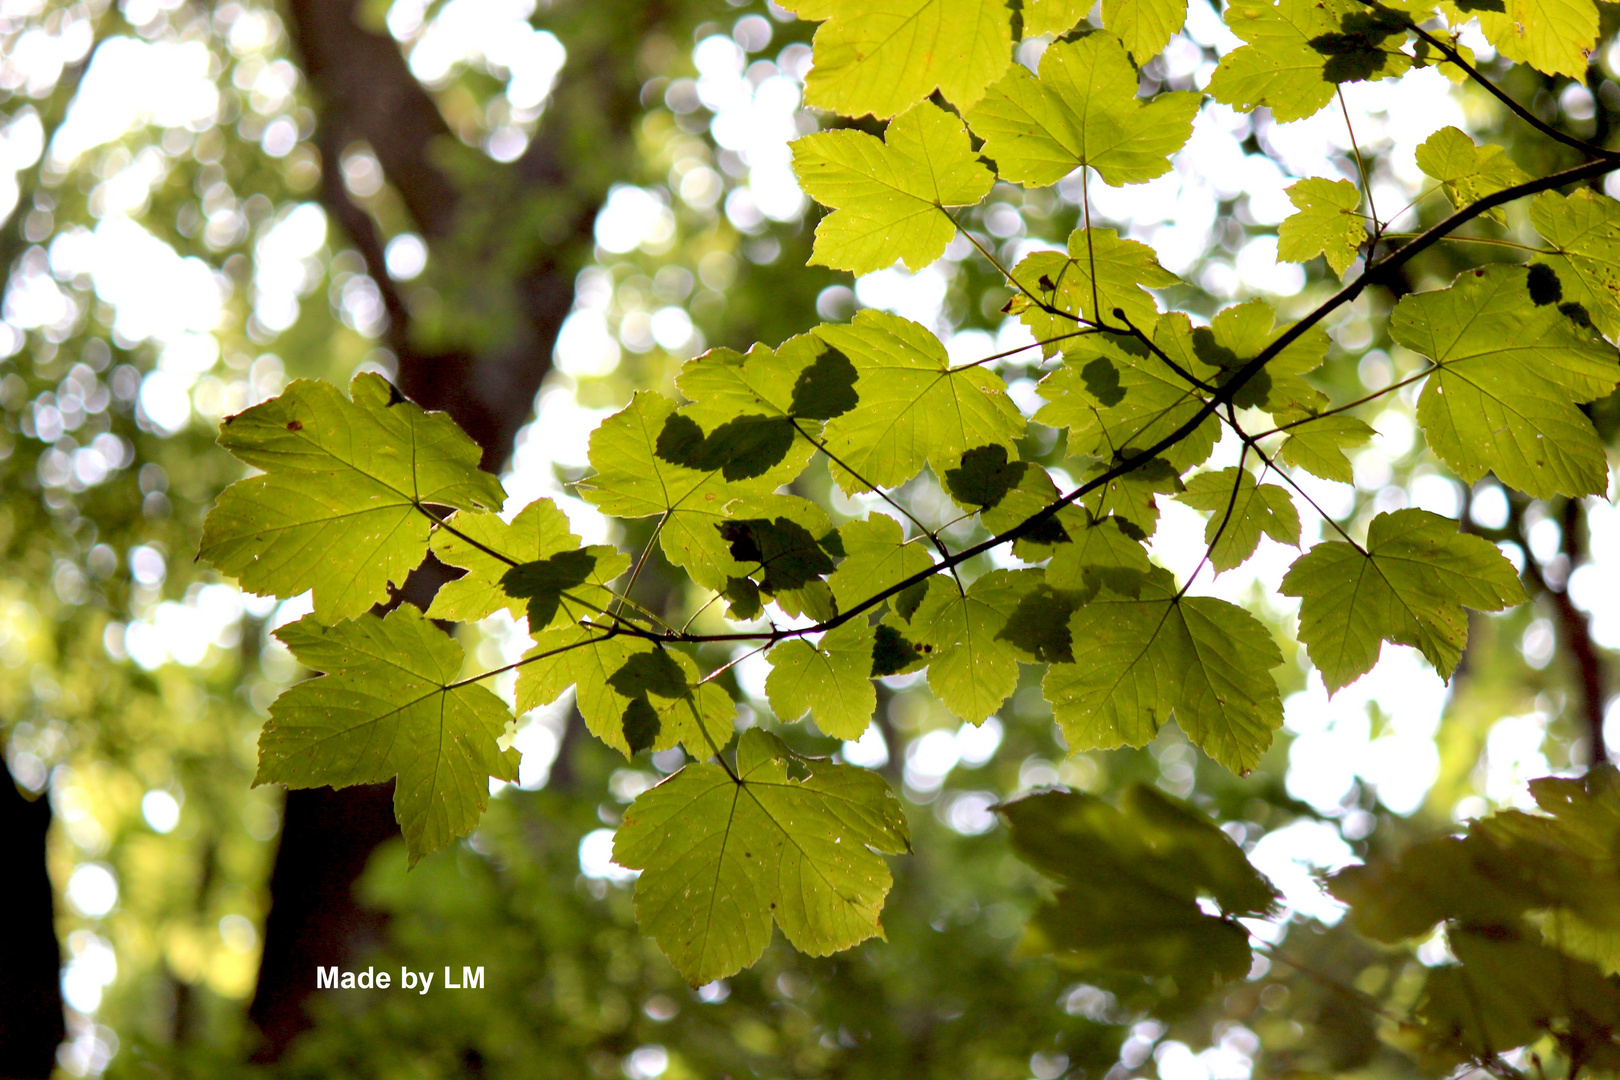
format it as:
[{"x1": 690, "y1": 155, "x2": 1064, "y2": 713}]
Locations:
[{"x1": 198, "y1": 0, "x2": 1620, "y2": 1063}]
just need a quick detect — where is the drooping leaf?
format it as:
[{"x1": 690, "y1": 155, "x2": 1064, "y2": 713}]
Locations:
[
  {"x1": 260, "y1": 608, "x2": 518, "y2": 865},
  {"x1": 1276, "y1": 177, "x2": 1365, "y2": 276},
  {"x1": 1531, "y1": 188, "x2": 1620, "y2": 339},
  {"x1": 578, "y1": 392, "x2": 816, "y2": 589},
  {"x1": 517, "y1": 625, "x2": 735, "y2": 758},
  {"x1": 966, "y1": 35, "x2": 1199, "y2": 187},
  {"x1": 613, "y1": 728, "x2": 910, "y2": 985},
  {"x1": 826, "y1": 514, "x2": 936, "y2": 614},
  {"x1": 1414, "y1": 126, "x2": 1529, "y2": 224},
  {"x1": 1000, "y1": 786, "x2": 1275, "y2": 988},
  {"x1": 1452, "y1": 0, "x2": 1598, "y2": 81},
  {"x1": 1105, "y1": 0, "x2": 1189, "y2": 60},
  {"x1": 1179, "y1": 467, "x2": 1301, "y2": 572},
  {"x1": 816, "y1": 310, "x2": 1025, "y2": 493},
  {"x1": 766, "y1": 620, "x2": 878, "y2": 739},
  {"x1": 792, "y1": 101, "x2": 994, "y2": 275},
  {"x1": 1208, "y1": 0, "x2": 1412, "y2": 122},
  {"x1": 1281, "y1": 508, "x2": 1527, "y2": 692},
  {"x1": 1390, "y1": 265, "x2": 1619, "y2": 499},
  {"x1": 1273, "y1": 411, "x2": 1375, "y2": 484},
  {"x1": 200, "y1": 373, "x2": 508, "y2": 624},
  {"x1": 1009, "y1": 228, "x2": 1181, "y2": 354},
  {"x1": 779, "y1": 0, "x2": 1012, "y2": 119},
  {"x1": 909, "y1": 571, "x2": 1041, "y2": 723},
  {"x1": 425, "y1": 500, "x2": 630, "y2": 628},
  {"x1": 1043, "y1": 568, "x2": 1284, "y2": 773}
]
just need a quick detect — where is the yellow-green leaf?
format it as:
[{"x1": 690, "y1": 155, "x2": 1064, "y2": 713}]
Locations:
[
  {"x1": 613, "y1": 729, "x2": 910, "y2": 984},
  {"x1": 1280, "y1": 508, "x2": 1527, "y2": 692},
  {"x1": 765, "y1": 620, "x2": 878, "y2": 739},
  {"x1": 1179, "y1": 466, "x2": 1301, "y2": 572},
  {"x1": 1531, "y1": 188, "x2": 1620, "y2": 340},
  {"x1": 1276, "y1": 177, "x2": 1365, "y2": 276},
  {"x1": 1010, "y1": 228, "x2": 1181, "y2": 355},
  {"x1": 260, "y1": 608, "x2": 518, "y2": 865},
  {"x1": 793, "y1": 102, "x2": 993, "y2": 275},
  {"x1": 966, "y1": 35, "x2": 1199, "y2": 187},
  {"x1": 200, "y1": 373, "x2": 507, "y2": 624}
]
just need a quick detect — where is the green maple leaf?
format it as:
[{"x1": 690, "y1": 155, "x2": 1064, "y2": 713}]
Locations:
[
  {"x1": 777, "y1": 0, "x2": 1011, "y2": 119},
  {"x1": 1531, "y1": 188, "x2": 1620, "y2": 340},
  {"x1": 1105, "y1": 0, "x2": 1189, "y2": 60},
  {"x1": 676, "y1": 330, "x2": 858, "y2": 432},
  {"x1": 1077, "y1": 458, "x2": 1184, "y2": 540},
  {"x1": 1043, "y1": 568, "x2": 1284, "y2": 773},
  {"x1": 1281, "y1": 508, "x2": 1527, "y2": 692},
  {"x1": 1414, "y1": 126, "x2": 1529, "y2": 224},
  {"x1": 613, "y1": 728, "x2": 911, "y2": 985},
  {"x1": 816, "y1": 310, "x2": 1025, "y2": 493},
  {"x1": 1179, "y1": 467, "x2": 1301, "y2": 572},
  {"x1": 1448, "y1": 0, "x2": 1598, "y2": 80},
  {"x1": 792, "y1": 101, "x2": 993, "y2": 275},
  {"x1": 1390, "y1": 265, "x2": 1619, "y2": 499},
  {"x1": 1009, "y1": 228, "x2": 1180, "y2": 354},
  {"x1": 1044, "y1": 511, "x2": 1153, "y2": 602},
  {"x1": 1035, "y1": 316, "x2": 1219, "y2": 473},
  {"x1": 424, "y1": 499, "x2": 630, "y2": 629},
  {"x1": 766, "y1": 620, "x2": 878, "y2": 739},
  {"x1": 975, "y1": 460, "x2": 1092, "y2": 562},
  {"x1": 518, "y1": 626, "x2": 736, "y2": 758},
  {"x1": 200, "y1": 373, "x2": 507, "y2": 624},
  {"x1": 826, "y1": 514, "x2": 936, "y2": 614},
  {"x1": 1276, "y1": 177, "x2": 1365, "y2": 276},
  {"x1": 1001, "y1": 786, "x2": 1275, "y2": 986},
  {"x1": 966, "y1": 35, "x2": 1199, "y2": 188},
  {"x1": 909, "y1": 571, "x2": 1040, "y2": 723},
  {"x1": 1273, "y1": 411, "x2": 1375, "y2": 484},
  {"x1": 578, "y1": 392, "x2": 817, "y2": 589},
  {"x1": 259, "y1": 608, "x2": 518, "y2": 865},
  {"x1": 1208, "y1": 0, "x2": 1411, "y2": 122},
  {"x1": 1180, "y1": 300, "x2": 1330, "y2": 415}
]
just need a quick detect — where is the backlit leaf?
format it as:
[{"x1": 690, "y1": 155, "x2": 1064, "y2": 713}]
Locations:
[
  {"x1": 826, "y1": 514, "x2": 936, "y2": 614},
  {"x1": 817, "y1": 310, "x2": 1025, "y2": 493},
  {"x1": 1391, "y1": 265, "x2": 1619, "y2": 499},
  {"x1": 909, "y1": 571, "x2": 1040, "y2": 723},
  {"x1": 1281, "y1": 508, "x2": 1527, "y2": 691},
  {"x1": 1273, "y1": 411, "x2": 1375, "y2": 484},
  {"x1": 1009, "y1": 228, "x2": 1181, "y2": 354},
  {"x1": 1043, "y1": 568, "x2": 1284, "y2": 772},
  {"x1": 613, "y1": 728, "x2": 910, "y2": 984},
  {"x1": 1276, "y1": 177, "x2": 1365, "y2": 275},
  {"x1": 1105, "y1": 0, "x2": 1188, "y2": 60},
  {"x1": 793, "y1": 101, "x2": 994, "y2": 275},
  {"x1": 1459, "y1": 0, "x2": 1598, "y2": 80},
  {"x1": 260, "y1": 608, "x2": 518, "y2": 865},
  {"x1": 1179, "y1": 466, "x2": 1301, "y2": 572},
  {"x1": 966, "y1": 35, "x2": 1199, "y2": 187},
  {"x1": 766, "y1": 620, "x2": 878, "y2": 739},
  {"x1": 1414, "y1": 126, "x2": 1529, "y2": 224},
  {"x1": 1531, "y1": 188, "x2": 1620, "y2": 339},
  {"x1": 1209, "y1": 0, "x2": 1411, "y2": 122},
  {"x1": 780, "y1": 0, "x2": 1012, "y2": 119},
  {"x1": 200, "y1": 373, "x2": 507, "y2": 624}
]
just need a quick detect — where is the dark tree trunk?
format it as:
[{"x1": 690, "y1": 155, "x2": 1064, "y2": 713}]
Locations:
[
  {"x1": 0, "y1": 766, "x2": 65, "y2": 1080},
  {"x1": 247, "y1": 0, "x2": 651, "y2": 1056}
]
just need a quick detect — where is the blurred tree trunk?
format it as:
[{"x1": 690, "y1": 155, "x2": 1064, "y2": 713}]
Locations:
[
  {"x1": 0, "y1": 763, "x2": 65, "y2": 1080},
  {"x1": 248, "y1": 0, "x2": 651, "y2": 1058}
]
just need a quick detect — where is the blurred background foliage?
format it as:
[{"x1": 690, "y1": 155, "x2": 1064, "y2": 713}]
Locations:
[{"x1": 0, "y1": 0, "x2": 1616, "y2": 1075}]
